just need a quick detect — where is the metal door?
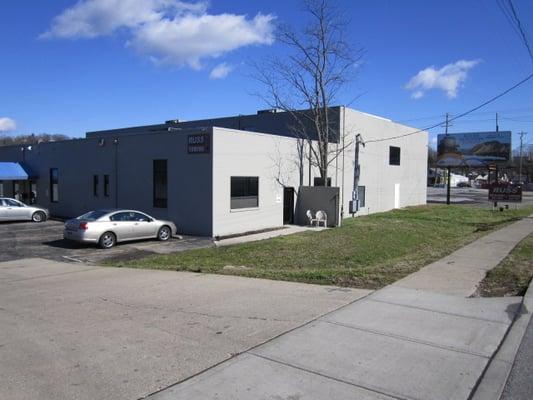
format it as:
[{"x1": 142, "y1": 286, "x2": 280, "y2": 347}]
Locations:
[{"x1": 283, "y1": 187, "x2": 295, "y2": 224}]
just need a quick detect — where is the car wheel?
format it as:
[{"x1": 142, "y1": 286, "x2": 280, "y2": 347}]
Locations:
[
  {"x1": 32, "y1": 211, "x2": 46, "y2": 223},
  {"x1": 99, "y1": 232, "x2": 116, "y2": 249},
  {"x1": 157, "y1": 226, "x2": 171, "y2": 241}
]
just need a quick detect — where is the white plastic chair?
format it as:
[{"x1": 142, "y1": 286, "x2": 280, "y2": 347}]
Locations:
[
  {"x1": 306, "y1": 210, "x2": 318, "y2": 226},
  {"x1": 315, "y1": 210, "x2": 327, "y2": 227}
]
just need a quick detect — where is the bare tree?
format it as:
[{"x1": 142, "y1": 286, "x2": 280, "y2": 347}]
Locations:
[
  {"x1": 0, "y1": 133, "x2": 70, "y2": 147},
  {"x1": 253, "y1": 0, "x2": 363, "y2": 185}
]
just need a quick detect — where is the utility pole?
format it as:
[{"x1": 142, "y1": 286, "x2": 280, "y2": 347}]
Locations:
[
  {"x1": 445, "y1": 113, "x2": 452, "y2": 205},
  {"x1": 350, "y1": 134, "x2": 364, "y2": 216},
  {"x1": 496, "y1": 113, "x2": 499, "y2": 132},
  {"x1": 518, "y1": 131, "x2": 527, "y2": 184}
]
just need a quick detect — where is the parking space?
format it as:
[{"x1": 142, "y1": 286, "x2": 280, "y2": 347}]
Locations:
[{"x1": 0, "y1": 220, "x2": 213, "y2": 264}]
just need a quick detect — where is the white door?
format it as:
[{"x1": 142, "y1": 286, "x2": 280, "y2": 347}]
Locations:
[{"x1": 394, "y1": 183, "x2": 400, "y2": 209}]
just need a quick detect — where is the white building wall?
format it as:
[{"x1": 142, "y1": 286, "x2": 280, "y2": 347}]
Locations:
[
  {"x1": 212, "y1": 127, "x2": 302, "y2": 237},
  {"x1": 334, "y1": 108, "x2": 428, "y2": 216}
]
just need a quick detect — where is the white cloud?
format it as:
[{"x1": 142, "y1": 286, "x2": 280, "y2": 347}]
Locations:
[
  {"x1": 209, "y1": 62, "x2": 232, "y2": 79},
  {"x1": 0, "y1": 117, "x2": 16, "y2": 132},
  {"x1": 41, "y1": 0, "x2": 275, "y2": 69},
  {"x1": 405, "y1": 59, "x2": 481, "y2": 99}
]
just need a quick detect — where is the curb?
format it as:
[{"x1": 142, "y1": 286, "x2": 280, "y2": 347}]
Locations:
[{"x1": 470, "y1": 281, "x2": 533, "y2": 400}]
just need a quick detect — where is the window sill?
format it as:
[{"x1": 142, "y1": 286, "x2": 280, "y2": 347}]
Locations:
[{"x1": 230, "y1": 207, "x2": 259, "y2": 213}]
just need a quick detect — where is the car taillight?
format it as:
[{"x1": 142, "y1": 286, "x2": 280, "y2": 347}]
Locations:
[{"x1": 79, "y1": 222, "x2": 89, "y2": 231}]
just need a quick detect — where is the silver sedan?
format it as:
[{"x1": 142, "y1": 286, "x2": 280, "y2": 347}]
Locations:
[
  {"x1": 63, "y1": 209, "x2": 178, "y2": 249},
  {"x1": 0, "y1": 197, "x2": 49, "y2": 222}
]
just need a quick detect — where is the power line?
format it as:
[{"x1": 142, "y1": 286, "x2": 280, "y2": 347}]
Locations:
[
  {"x1": 506, "y1": 0, "x2": 533, "y2": 61},
  {"x1": 396, "y1": 106, "x2": 533, "y2": 125},
  {"x1": 366, "y1": 72, "x2": 533, "y2": 144}
]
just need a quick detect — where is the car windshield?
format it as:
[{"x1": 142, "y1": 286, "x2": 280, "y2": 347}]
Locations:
[{"x1": 78, "y1": 210, "x2": 109, "y2": 221}]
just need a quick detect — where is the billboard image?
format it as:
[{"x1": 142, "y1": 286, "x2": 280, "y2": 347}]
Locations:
[{"x1": 436, "y1": 131, "x2": 511, "y2": 167}]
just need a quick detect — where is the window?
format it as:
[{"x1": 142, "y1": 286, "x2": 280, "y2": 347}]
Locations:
[
  {"x1": 358, "y1": 186, "x2": 366, "y2": 208},
  {"x1": 110, "y1": 212, "x2": 134, "y2": 222},
  {"x1": 109, "y1": 211, "x2": 151, "y2": 222},
  {"x1": 313, "y1": 177, "x2": 332, "y2": 186},
  {"x1": 93, "y1": 175, "x2": 99, "y2": 197},
  {"x1": 153, "y1": 160, "x2": 167, "y2": 208},
  {"x1": 231, "y1": 177, "x2": 259, "y2": 209},
  {"x1": 389, "y1": 146, "x2": 401, "y2": 166},
  {"x1": 50, "y1": 168, "x2": 59, "y2": 202},
  {"x1": 104, "y1": 175, "x2": 110, "y2": 197},
  {"x1": 5, "y1": 199, "x2": 21, "y2": 207}
]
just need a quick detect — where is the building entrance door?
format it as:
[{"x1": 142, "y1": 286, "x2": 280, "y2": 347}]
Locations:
[{"x1": 283, "y1": 187, "x2": 295, "y2": 224}]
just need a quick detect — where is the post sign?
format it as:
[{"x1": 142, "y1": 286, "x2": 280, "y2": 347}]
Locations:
[
  {"x1": 187, "y1": 134, "x2": 210, "y2": 154},
  {"x1": 488, "y1": 183, "x2": 522, "y2": 202},
  {"x1": 437, "y1": 131, "x2": 511, "y2": 167}
]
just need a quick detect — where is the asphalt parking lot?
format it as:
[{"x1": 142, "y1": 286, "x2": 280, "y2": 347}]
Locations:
[
  {"x1": 0, "y1": 220, "x2": 213, "y2": 264},
  {"x1": 0, "y1": 258, "x2": 369, "y2": 400}
]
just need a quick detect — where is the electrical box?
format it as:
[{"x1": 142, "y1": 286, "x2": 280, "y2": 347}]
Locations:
[{"x1": 349, "y1": 200, "x2": 359, "y2": 214}]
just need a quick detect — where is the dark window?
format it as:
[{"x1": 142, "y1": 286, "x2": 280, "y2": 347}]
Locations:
[
  {"x1": 389, "y1": 146, "x2": 401, "y2": 166},
  {"x1": 153, "y1": 160, "x2": 167, "y2": 208},
  {"x1": 358, "y1": 186, "x2": 366, "y2": 208},
  {"x1": 50, "y1": 168, "x2": 59, "y2": 202},
  {"x1": 104, "y1": 175, "x2": 110, "y2": 197},
  {"x1": 132, "y1": 212, "x2": 151, "y2": 222},
  {"x1": 93, "y1": 175, "x2": 99, "y2": 197},
  {"x1": 313, "y1": 177, "x2": 332, "y2": 186},
  {"x1": 110, "y1": 212, "x2": 133, "y2": 222},
  {"x1": 231, "y1": 177, "x2": 259, "y2": 209},
  {"x1": 79, "y1": 210, "x2": 108, "y2": 221}
]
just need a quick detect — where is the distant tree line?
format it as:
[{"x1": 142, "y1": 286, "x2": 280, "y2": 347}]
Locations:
[{"x1": 0, "y1": 133, "x2": 70, "y2": 147}]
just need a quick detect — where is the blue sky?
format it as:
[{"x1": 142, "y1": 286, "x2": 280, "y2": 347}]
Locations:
[{"x1": 1, "y1": 0, "x2": 532, "y2": 149}]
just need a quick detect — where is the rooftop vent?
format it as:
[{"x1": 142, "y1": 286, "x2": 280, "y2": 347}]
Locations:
[{"x1": 257, "y1": 108, "x2": 284, "y2": 115}]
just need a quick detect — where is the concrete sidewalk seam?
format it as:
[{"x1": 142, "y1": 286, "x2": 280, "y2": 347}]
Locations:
[
  {"x1": 142, "y1": 288, "x2": 376, "y2": 399},
  {"x1": 4, "y1": 267, "x2": 100, "y2": 283},
  {"x1": 366, "y1": 298, "x2": 512, "y2": 325},
  {"x1": 248, "y1": 352, "x2": 410, "y2": 400},
  {"x1": 321, "y1": 319, "x2": 491, "y2": 359}
]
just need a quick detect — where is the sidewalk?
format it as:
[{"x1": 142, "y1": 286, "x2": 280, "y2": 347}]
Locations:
[
  {"x1": 214, "y1": 225, "x2": 327, "y2": 247},
  {"x1": 147, "y1": 216, "x2": 533, "y2": 400}
]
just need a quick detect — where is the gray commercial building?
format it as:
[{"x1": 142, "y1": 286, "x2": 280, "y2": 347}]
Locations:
[{"x1": 0, "y1": 106, "x2": 428, "y2": 237}]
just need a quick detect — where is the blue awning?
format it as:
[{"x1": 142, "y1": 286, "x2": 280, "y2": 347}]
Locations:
[{"x1": 0, "y1": 162, "x2": 32, "y2": 180}]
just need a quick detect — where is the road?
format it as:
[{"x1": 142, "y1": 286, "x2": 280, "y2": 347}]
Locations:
[
  {"x1": 0, "y1": 258, "x2": 368, "y2": 400},
  {"x1": 427, "y1": 187, "x2": 533, "y2": 207}
]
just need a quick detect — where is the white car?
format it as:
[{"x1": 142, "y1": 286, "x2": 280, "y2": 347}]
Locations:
[
  {"x1": 0, "y1": 197, "x2": 49, "y2": 222},
  {"x1": 64, "y1": 209, "x2": 178, "y2": 249}
]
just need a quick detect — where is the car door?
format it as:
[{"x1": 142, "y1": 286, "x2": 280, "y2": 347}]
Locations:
[
  {"x1": 0, "y1": 200, "x2": 7, "y2": 220},
  {"x1": 131, "y1": 212, "x2": 158, "y2": 239},
  {"x1": 3, "y1": 199, "x2": 28, "y2": 221},
  {"x1": 108, "y1": 212, "x2": 136, "y2": 241}
]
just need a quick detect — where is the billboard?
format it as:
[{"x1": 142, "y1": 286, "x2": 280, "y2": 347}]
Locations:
[{"x1": 436, "y1": 131, "x2": 511, "y2": 167}]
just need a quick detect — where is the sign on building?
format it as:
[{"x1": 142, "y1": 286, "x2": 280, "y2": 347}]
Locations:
[
  {"x1": 488, "y1": 183, "x2": 522, "y2": 202},
  {"x1": 187, "y1": 134, "x2": 210, "y2": 154},
  {"x1": 437, "y1": 131, "x2": 511, "y2": 167}
]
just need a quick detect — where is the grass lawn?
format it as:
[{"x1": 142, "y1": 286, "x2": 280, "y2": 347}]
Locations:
[
  {"x1": 478, "y1": 233, "x2": 533, "y2": 297},
  {"x1": 109, "y1": 205, "x2": 533, "y2": 289}
]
